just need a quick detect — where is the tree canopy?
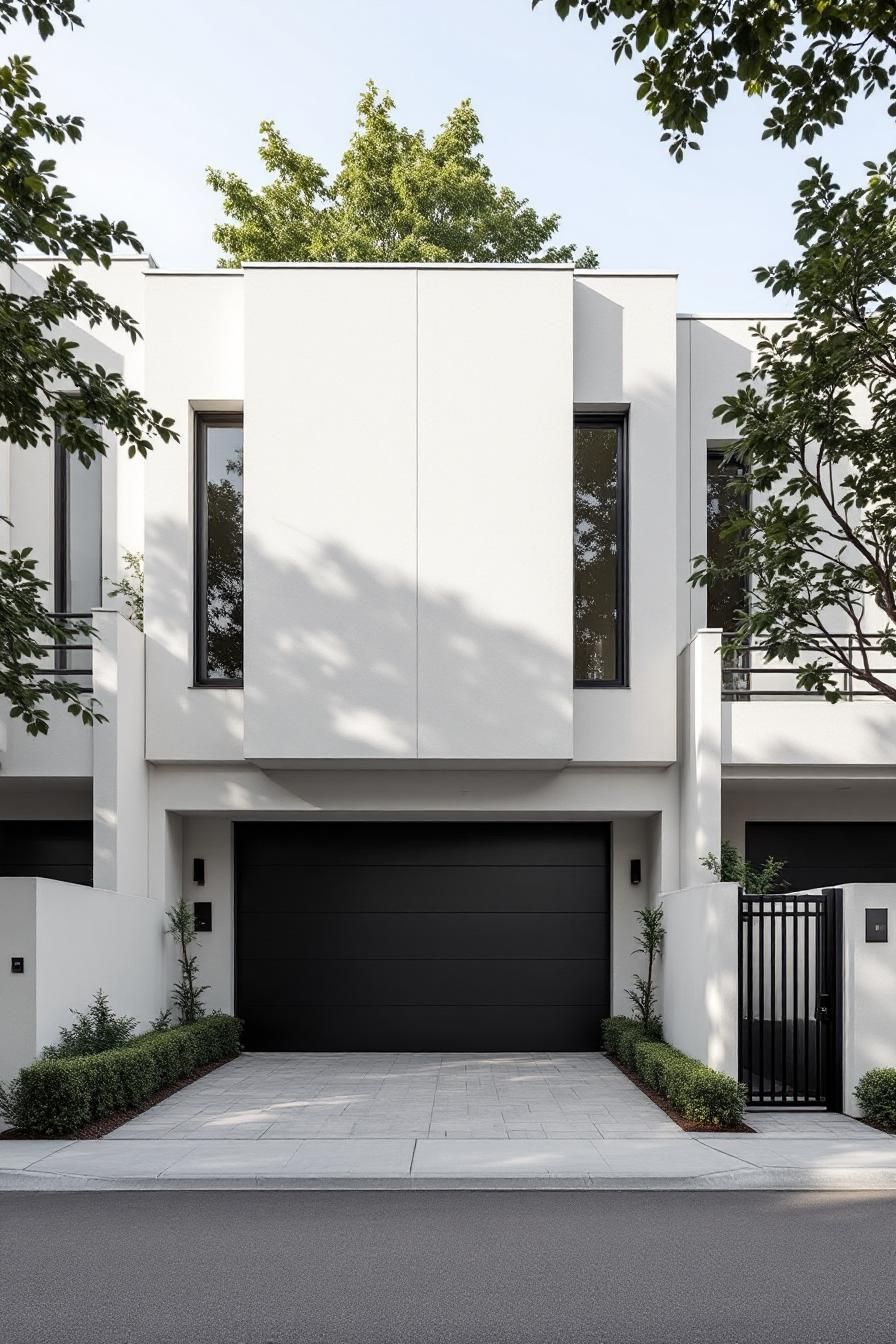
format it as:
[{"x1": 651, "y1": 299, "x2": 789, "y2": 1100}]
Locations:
[
  {"x1": 0, "y1": 0, "x2": 175, "y2": 734},
  {"x1": 208, "y1": 82, "x2": 598, "y2": 266},
  {"x1": 536, "y1": 1, "x2": 896, "y2": 159},
  {"x1": 690, "y1": 153, "x2": 896, "y2": 702}
]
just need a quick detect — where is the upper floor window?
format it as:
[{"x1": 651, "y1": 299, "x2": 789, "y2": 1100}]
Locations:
[
  {"x1": 706, "y1": 448, "x2": 747, "y2": 633},
  {"x1": 574, "y1": 415, "x2": 626, "y2": 686},
  {"x1": 195, "y1": 413, "x2": 243, "y2": 685},
  {"x1": 55, "y1": 426, "x2": 102, "y2": 616}
]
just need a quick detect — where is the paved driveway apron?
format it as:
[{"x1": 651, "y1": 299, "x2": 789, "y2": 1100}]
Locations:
[{"x1": 108, "y1": 1052, "x2": 679, "y2": 1141}]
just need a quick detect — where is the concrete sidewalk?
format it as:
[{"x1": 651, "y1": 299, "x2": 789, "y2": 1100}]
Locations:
[{"x1": 2, "y1": 1129, "x2": 895, "y2": 1190}]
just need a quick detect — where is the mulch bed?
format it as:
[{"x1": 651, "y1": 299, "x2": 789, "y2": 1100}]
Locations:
[
  {"x1": 857, "y1": 1116, "x2": 896, "y2": 1137},
  {"x1": 0, "y1": 1056, "x2": 237, "y2": 1142},
  {"x1": 607, "y1": 1054, "x2": 754, "y2": 1133}
]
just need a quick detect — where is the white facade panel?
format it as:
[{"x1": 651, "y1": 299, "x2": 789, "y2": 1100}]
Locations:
[
  {"x1": 573, "y1": 275, "x2": 678, "y2": 765},
  {"x1": 143, "y1": 273, "x2": 245, "y2": 761},
  {"x1": 242, "y1": 267, "x2": 418, "y2": 762},
  {"x1": 417, "y1": 268, "x2": 574, "y2": 760}
]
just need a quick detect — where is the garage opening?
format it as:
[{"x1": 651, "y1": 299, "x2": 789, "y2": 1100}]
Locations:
[{"x1": 235, "y1": 821, "x2": 610, "y2": 1051}]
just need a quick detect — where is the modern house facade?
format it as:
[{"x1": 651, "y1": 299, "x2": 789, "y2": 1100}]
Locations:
[{"x1": 2, "y1": 258, "x2": 895, "y2": 1106}]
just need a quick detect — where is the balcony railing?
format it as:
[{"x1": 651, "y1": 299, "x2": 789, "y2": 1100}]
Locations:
[
  {"x1": 721, "y1": 634, "x2": 896, "y2": 702},
  {"x1": 42, "y1": 612, "x2": 94, "y2": 689}
]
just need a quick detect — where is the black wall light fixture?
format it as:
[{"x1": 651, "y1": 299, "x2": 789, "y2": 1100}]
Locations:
[
  {"x1": 630, "y1": 859, "x2": 642, "y2": 886},
  {"x1": 193, "y1": 858, "x2": 205, "y2": 886}
]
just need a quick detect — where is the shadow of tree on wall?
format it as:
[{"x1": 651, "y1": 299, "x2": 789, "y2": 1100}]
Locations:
[
  {"x1": 243, "y1": 534, "x2": 571, "y2": 761},
  {"x1": 143, "y1": 513, "x2": 572, "y2": 762}
]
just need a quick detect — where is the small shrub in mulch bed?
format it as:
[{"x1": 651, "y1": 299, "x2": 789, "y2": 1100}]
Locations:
[
  {"x1": 854, "y1": 1068, "x2": 896, "y2": 1134},
  {"x1": 602, "y1": 1015, "x2": 750, "y2": 1132},
  {"x1": 0, "y1": 1014, "x2": 241, "y2": 1139}
]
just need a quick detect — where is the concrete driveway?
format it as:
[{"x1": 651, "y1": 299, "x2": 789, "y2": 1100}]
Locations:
[{"x1": 108, "y1": 1052, "x2": 680, "y2": 1141}]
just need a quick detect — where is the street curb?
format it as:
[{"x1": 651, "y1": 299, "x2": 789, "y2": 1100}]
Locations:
[{"x1": 3, "y1": 1167, "x2": 896, "y2": 1193}]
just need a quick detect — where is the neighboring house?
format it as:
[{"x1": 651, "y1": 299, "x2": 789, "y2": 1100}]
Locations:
[{"x1": 1, "y1": 258, "x2": 895, "y2": 1077}]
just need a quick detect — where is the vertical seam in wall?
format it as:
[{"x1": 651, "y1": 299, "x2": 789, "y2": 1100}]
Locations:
[
  {"x1": 693, "y1": 323, "x2": 698, "y2": 639},
  {"x1": 415, "y1": 269, "x2": 420, "y2": 759}
]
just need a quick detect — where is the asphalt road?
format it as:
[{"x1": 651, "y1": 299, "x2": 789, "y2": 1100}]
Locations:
[{"x1": 1, "y1": 1190, "x2": 894, "y2": 1343}]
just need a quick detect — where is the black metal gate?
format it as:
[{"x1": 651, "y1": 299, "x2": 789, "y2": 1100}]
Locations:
[{"x1": 738, "y1": 888, "x2": 842, "y2": 1109}]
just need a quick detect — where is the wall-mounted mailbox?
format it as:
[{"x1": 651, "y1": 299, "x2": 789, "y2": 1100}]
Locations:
[
  {"x1": 10, "y1": 957, "x2": 24, "y2": 974},
  {"x1": 193, "y1": 901, "x2": 212, "y2": 933},
  {"x1": 866, "y1": 909, "x2": 888, "y2": 943}
]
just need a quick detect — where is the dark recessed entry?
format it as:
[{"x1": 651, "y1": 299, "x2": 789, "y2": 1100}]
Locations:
[
  {"x1": 746, "y1": 822, "x2": 896, "y2": 892},
  {"x1": 235, "y1": 822, "x2": 610, "y2": 1052},
  {"x1": 0, "y1": 820, "x2": 92, "y2": 886}
]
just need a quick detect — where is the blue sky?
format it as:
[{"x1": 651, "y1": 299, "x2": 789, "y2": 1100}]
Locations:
[{"x1": 14, "y1": 0, "x2": 894, "y2": 310}]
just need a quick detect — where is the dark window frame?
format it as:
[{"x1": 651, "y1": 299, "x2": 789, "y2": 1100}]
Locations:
[
  {"x1": 54, "y1": 420, "x2": 101, "y2": 618},
  {"x1": 706, "y1": 444, "x2": 749, "y2": 634},
  {"x1": 573, "y1": 413, "x2": 628, "y2": 689},
  {"x1": 194, "y1": 410, "x2": 244, "y2": 688}
]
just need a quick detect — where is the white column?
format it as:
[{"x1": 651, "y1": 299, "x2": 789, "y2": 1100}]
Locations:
[
  {"x1": 678, "y1": 629, "x2": 722, "y2": 888},
  {"x1": 91, "y1": 608, "x2": 148, "y2": 894}
]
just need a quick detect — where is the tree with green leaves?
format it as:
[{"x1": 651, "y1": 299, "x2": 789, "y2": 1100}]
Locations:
[
  {"x1": 0, "y1": 0, "x2": 176, "y2": 735},
  {"x1": 701, "y1": 840, "x2": 787, "y2": 893},
  {"x1": 208, "y1": 81, "x2": 598, "y2": 266},
  {"x1": 535, "y1": 1, "x2": 896, "y2": 159},
  {"x1": 690, "y1": 154, "x2": 896, "y2": 703},
  {"x1": 626, "y1": 906, "x2": 664, "y2": 1033},
  {"x1": 166, "y1": 900, "x2": 209, "y2": 1026}
]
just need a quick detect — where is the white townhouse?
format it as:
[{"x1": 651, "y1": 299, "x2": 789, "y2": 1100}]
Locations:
[{"x1": 1, "y1": 258, "x2": 895, "y2": 1111}]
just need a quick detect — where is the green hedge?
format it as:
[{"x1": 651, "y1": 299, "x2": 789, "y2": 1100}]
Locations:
[
  {"x1": 602, "y1": 1015, "x2": 745, "y2": 1127},
  {"x1": 0, "y1": 1014, "x2": 241, "y2": 1136},
  {"x1": 854, "y1": 1069, "x2": 896, "y2": 1131}
]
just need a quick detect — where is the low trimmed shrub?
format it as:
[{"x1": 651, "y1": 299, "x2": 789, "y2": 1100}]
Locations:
[
  {"x1": 854, "y1": 1069, "x2": 896, "y2": 1131},
  {"x1": 42, "y1": 989, "x2": 137, "y2": 1060},
  {"x1": 602, "y1": 1016, "x2": 745, "y2": 1127},
  {"x1": 0, "y1": 1013, "x2": 241, "y2": 1136}
]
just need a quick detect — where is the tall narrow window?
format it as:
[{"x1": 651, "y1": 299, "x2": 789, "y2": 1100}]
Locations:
[
  {"x1": 55, "y1": 430, "x2": 102, "y2": 615},
  {"x1": 195, "y1": 413, "x2": 243, "y2": 685},
  {"x1": 706, "y1": 448, "x2": 747, "y2": 633},
  {"x1": 574, "y1": 416, "x2": 626, "y2": 685}
]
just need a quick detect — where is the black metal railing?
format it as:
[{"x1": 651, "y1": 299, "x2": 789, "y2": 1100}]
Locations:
[
  {"x1": 44, "y1": 612, "x2": 93, "y2": 687},
  {"x1": 721, "y1": 633, "x2": 896, "y2": 701}
]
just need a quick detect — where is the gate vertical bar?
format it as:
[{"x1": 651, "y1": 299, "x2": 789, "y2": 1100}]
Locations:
[
  {"x1": 803, "y1": 907, "x2": 810, "y2": 1105},
  {"x1": 746, "y1": 893, "x2": 754, "y2": 1101},
  {"x1": 781, "y1": 899, "x2": 788, "y2": 1104},
  {"x1": 815, "y1": 898, "x2": 823, "y2": 1104},
  {"x1": 758, "y1": 901, "x2": 766, "y2": 1103}
]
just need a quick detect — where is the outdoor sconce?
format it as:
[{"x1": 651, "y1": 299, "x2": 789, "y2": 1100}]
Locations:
[
  {"x1": 192, "y1": 858, "x2": 205, "y2": 886},
  {"x1": 10, "y1": 957, "x2": 24, "y2": 974},
  {"x1": 630, "y1": 859, "x2": 642, "y2": 886}
]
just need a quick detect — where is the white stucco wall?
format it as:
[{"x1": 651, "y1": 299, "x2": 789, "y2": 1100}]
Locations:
[
  {"x1": 659, "y1": 881, "x2": 739, "y2": 1078},
  {"x1": 841, "y1": 883, "x2": 896, "y2": 1117},
  {"x1": 573, "y1": 274, "x2": 678, "y2": 765},
  {"x1": 143, "y1": 271, "x2": 245, "y2": 763},
  {"x1": 242, "y1": 265, "x2": 418, "y2": 763},
  {"x1": 678, "y1": 630, "x2": 722, "y2": 888},
  {"x1": 242, "y1": 264, "x2": 574, "y2": 765},
  {"x1": 92, "y1": 609, "x2": 148, "y2": 895},
  {"x1": 0, "y1": 880, "x2": 37, "y2": 1082},
  {"x1": 180, "y1": 816, "x2": 235, "y2": 1016},
  {"x1": 0, "y1": 878, "x2": 165, "y2": 1079}
]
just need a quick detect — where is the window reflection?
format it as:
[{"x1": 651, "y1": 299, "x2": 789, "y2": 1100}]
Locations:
[{"x1": 574, "y1": 420, "x2": 623, "y2": 684}]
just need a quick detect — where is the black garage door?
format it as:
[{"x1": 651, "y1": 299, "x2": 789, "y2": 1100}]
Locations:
[
  {"x1": 235, "y1": 822, "x2": 610, "y2": 1051},
  {"x1": 746, "y1": 822, "x2": 896, "y2": 891},
  {"x1": 0, "y1": 820, "x2": 92, "y2": 885}
]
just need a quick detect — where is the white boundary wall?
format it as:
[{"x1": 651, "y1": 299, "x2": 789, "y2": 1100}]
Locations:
[
  {"x1": 658, "y1": 881, "x2": 739, "y2": 1078},
  {"x1": 842, "y1": 884, "x2": 896, "y2": 1117},
  {"x1": 0, "y1": 878, "x2": 165, "y2": 1080}
]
